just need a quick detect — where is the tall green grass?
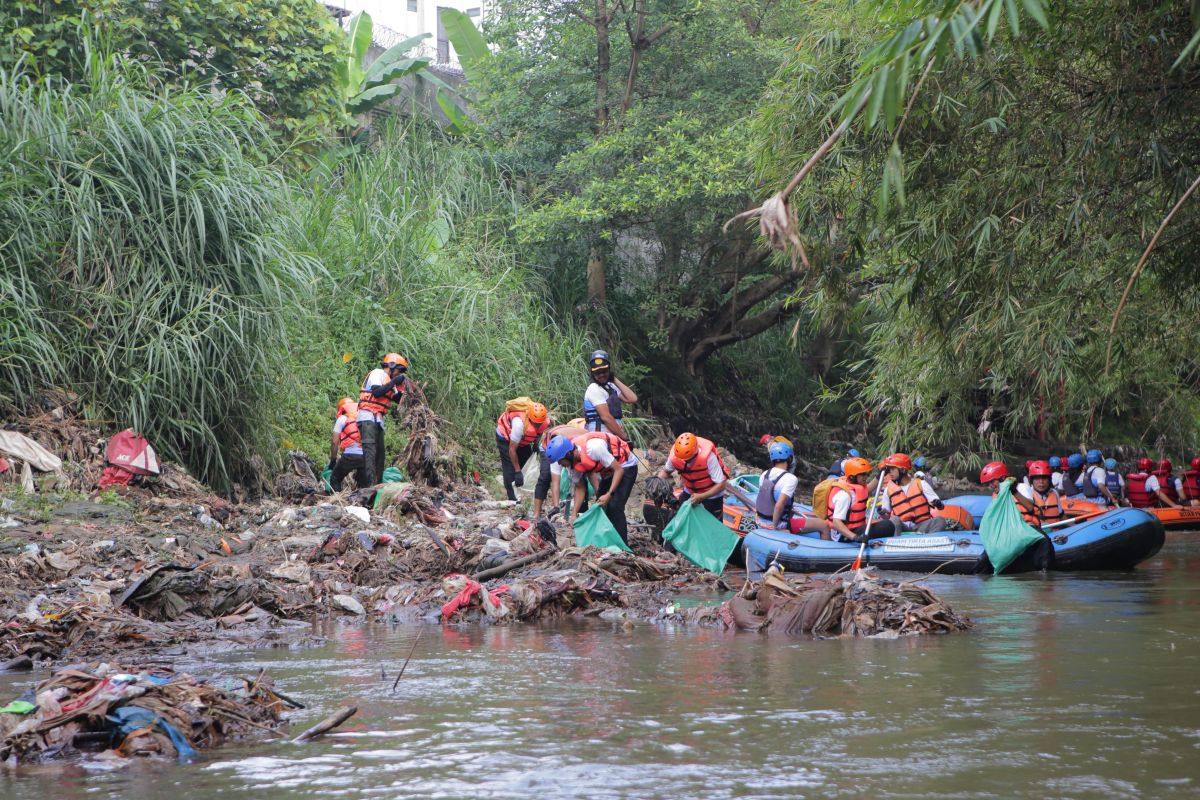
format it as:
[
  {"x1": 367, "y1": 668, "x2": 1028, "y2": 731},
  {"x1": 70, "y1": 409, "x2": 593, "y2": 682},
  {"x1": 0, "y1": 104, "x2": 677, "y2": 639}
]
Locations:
[
  {"x1": 279, "y1": 121, "x2": 592, "y2": 470},
  {"x1": 0, "y1": 56, "x2": 316, "y2": 491}
]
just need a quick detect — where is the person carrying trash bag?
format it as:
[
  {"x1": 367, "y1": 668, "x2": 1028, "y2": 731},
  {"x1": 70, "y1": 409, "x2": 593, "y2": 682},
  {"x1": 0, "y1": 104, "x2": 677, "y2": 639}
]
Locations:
[
  {"x1": 328, "y1": 398, "x2": 367, "y2": 492},
  {"x1": 878, "y1": 452, "x2": 949, "y2": 533},
  {"x1": 824, "y1": 456, "x2": 901, "y2": 543},
  {"x1": 495, "y1": 400, "x2": 551, "y2": 501},
  {"x1": 548, "y1": 431, "x2": 639, "y2": 544},
  {"x1": 357, "y1": 353, "x2": 410, "y2": 487},
  {"x1": 654, "y1": 433, "x2": 730, "y2": 520},
  {"x1": 532, "y1": 418, "x2": 587, "y2": 519}
]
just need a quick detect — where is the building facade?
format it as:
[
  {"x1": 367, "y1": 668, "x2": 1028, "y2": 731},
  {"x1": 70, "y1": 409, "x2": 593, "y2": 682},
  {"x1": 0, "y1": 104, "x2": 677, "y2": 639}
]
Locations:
[{"x1": 326, "y1": 0, "x2": 485, "y2": 67}]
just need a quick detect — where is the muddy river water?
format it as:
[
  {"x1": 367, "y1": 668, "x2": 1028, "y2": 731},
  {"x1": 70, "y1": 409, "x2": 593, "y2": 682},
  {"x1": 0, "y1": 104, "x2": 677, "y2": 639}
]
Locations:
[{"x1": 3, "y1": 534, "x2": 1200, "y2": 799}]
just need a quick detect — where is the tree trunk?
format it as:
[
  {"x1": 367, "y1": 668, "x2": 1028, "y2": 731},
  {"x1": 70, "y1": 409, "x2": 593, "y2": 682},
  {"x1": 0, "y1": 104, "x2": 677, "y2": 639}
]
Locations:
[
  {"x1": 587, "y1": 246, "x2": 607, "y2": 305},
  {"x1": 595, "y1": 0, "x2": 610, "y2": 130}
]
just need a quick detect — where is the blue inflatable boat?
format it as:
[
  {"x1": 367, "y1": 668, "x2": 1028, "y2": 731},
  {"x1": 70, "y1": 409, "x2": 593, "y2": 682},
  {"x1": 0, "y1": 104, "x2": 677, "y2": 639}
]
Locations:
[{"x1": 742, "y1": 507, "x2": 1165, "y2": 575}]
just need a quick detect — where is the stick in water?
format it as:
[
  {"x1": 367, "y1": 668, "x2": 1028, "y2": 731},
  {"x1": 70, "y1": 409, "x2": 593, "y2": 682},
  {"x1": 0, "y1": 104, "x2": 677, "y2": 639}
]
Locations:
[
  {"x1": 391, "y1": 626, "x2": 425, "y2": 692},
  {"x1": 292, "y1": 706, "x2": 358, "y2": 742}
]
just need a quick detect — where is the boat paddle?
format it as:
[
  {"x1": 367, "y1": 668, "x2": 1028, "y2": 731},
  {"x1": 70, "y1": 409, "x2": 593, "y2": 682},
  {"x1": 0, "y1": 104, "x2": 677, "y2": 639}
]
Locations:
[
  {"x1": 1039, "y1": 507, "x2": 1109, "y2": 531},
  {"x1": 851, "y1": 469, "x2": 889, "y2": 572}
]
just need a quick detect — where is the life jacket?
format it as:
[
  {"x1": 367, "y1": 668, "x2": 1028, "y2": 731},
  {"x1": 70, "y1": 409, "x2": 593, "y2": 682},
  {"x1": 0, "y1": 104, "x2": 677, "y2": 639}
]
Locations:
[
  {"x1": 1081, "y1": 467, "x2": 1100, "y2": 498},
  {"x1": 668, "y1": 437, "x2": 728, "y2": 494},
  {"x1": 1105, "y1": 471, "x2": 1122, "y2": 499},
  {"x1": 1155, "y1": 470, "x2": 1179, "y2": 503},
  {"x1": 337, "y1": 415, "x2": 361, "y2": 450},
  {"x1": 1066, "y1": 468, "x2": 1086, "y2": 497},
  {"x1": 825, "y1": 478, "x2": 867, "y2": 530},
  {"x1": 756, "y1": 467, "x2": 794, "y2": 523},
  {"x1": 886, "y1": 478, "x2": 932, "y2": 524},
  {"x1": 358, "y1": 371, "x2": 403, "y2": 417},
  {"x1": 1125, "y1": 472, "x2": 1154, "y2": 508},
  {"x1": 1183, "y1": 469, "x2": 1200, "y2": 502},
  {"x1": 496, "y1": 410, "x2": 549, "y2": 447},
  {"x1": 544, "y1": 424, "x2": 585, "y2": 447},
  {"x1": 584, "y1": 382, "x2": 622, "y2": 431},
  {"x1": 1021, "y1": 488, "x2": 1063, "y2": 527},
  {"x1": 571, "y1": 432, "x2": 631, "y2": 474}
]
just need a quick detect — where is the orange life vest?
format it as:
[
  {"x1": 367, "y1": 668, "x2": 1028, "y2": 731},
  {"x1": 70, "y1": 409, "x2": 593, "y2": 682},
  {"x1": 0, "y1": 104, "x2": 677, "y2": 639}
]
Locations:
[
  {"x1": 886, "y1": 478, "x2": 932, "y2": 524},
  {"x1": 825, "y1": 478, "x2": 867, "y2": 530},
  {"x1": 496, "y1": 410, "x2": 549, "y2": 447},
  {"x1": 337, "y1": 416, "x2": 361, "y2": 450},
  {"x1": 1125, "y1": 472, "x2": 1153, "y2": 508},
  {"x1": 668, "y1": 437, "x2": 728, "y2": 493},
  {"x1": 358, "y1": 371, "x2": 404, "y2": 417},
  {"x1": 1021, "y1": 488, "x2": 1063, "y2": 526},
  {"x1": 571, "y1": 432, "x2": 631, "y2": 474}
]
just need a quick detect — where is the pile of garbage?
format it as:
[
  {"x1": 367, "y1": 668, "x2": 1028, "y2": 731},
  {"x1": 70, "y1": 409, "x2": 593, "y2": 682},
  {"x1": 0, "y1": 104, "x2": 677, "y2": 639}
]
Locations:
[
  {"x1": 0, "y1": 663, "x2": 288, "y2": 764},
  {"x1": 679, "y1": 568, "x2": 973, "y2": 638}
]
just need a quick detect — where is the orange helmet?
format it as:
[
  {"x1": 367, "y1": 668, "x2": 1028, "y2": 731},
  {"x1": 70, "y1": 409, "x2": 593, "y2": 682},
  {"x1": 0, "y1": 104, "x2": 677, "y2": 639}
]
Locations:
[
  {"x1": 673, "y1": 432, "x2": 699, "y2": 461},
  {"x1": 880, "y1": 453, "x2": 913, "y2": 471},
  {"x1": 842, "y1": 456, "x2": 872, "y2": 478},
  {"x1": 336, "y1": 397, "x2": 357, "y2": 417},
  {"x1": 527, "y1": 403, "x2": 548, "y2": 424},
  {"x1": 382, "y1": 353, "x2": 409, "y2": 370},
  {"x1": 980, "y1": 461, "x2": 1009, "y2": 483}
]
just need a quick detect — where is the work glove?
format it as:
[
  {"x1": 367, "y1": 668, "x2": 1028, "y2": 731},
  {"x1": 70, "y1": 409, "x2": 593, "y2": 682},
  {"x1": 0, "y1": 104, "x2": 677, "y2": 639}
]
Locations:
[
  {"x1": 327, "y1": 459, "x2": 336, "y2": 472},
  {"x1": 932, "y1": 499, "x2": 945, "y2": 510},
  {"x1": 513, "y1": 472, "x2": 524, "y2": 487}
]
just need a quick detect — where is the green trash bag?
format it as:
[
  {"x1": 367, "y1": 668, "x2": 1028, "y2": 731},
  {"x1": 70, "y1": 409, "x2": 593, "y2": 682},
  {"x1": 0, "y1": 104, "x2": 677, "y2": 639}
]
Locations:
[
  {"x1": 663, "y1": 501, "x2": 739, "y2": 574},
  {"x1": 320, "y1": 467, "x2": 332, "y2": 493},
  {"x1": 573, "y1": 505, "x2": 632, "y2": 553},
  {"x1": 382, "y1": 466, "x2": 405, "y2": 483},
  {"x1": 979, "y1": 479, "x2": 1045, "y2": 574},
  {"x1": 561, "y1": 475, "x2": 593, "y2": 503}
]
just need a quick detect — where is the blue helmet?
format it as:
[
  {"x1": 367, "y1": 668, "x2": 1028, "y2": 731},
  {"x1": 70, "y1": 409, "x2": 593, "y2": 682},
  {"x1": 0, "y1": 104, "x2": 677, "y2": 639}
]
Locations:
[
  {"x1": 913, "y1": 456, "x2": 926, "y2": 469},
  {"x1": 1068, "y1": 453, "x2": 1084, "y2": 469},
  {"x1": 847, "y1": 448, "x2": 860, "y2": 458},
  {"x1": 768, "y1": 441, "x2": 793, "y2": 462},
  {"x1": 1104, "y1": 457, "x2": 1117, "y2": 470},
  {"x1": 1086, "y1": 448, "x2": 1102, "y2": 464},
  {"x1": 1048, "y1": 456, "x2": 1061, "y2": 468},
  {"x1": 543, "y1": 435, "x2": 574, "y2": 463}
]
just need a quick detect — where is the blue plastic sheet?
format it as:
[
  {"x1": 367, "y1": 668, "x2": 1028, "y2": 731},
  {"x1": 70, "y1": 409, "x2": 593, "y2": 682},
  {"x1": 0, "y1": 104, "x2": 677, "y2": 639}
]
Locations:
[{"x1": 108, "y1": 705, "x2": 199, "y2": 760}]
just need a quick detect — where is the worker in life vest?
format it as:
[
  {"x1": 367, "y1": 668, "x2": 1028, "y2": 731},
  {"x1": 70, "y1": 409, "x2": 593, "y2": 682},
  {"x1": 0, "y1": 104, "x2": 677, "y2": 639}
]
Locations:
[
  {"x1": 1150, "y1": 458, "x2": 1184, "y2": 508},
  {"x1": 356, "y1": 353, "x2": 409, "y2": 487},
  {"x1": 552, "y1": 431, "x2": 639, "y2": 543},
  {"x1": 655, "y1": 432, "x2": 730, "y2": 519},
  {"x1": 1102, "y1": 458, "x2": 1126, "y2": 506},
  {"x1": 582, "y1": 350, "x2": 638, "y2": 441},
  {"x1": 495, "y1": 402, "x2": 551, "y2": 501},
  {"x1": 825, "y1": 456, "x2": 900, "y2": 543},
  {"x1": 1125, "y1": 458, "x2": 1159, "y2": 509},
  {"x1": 879, "y1": 453, "x2": 948, "y2": 533},
  {"x1": 1063, "y1": 453, "x2": 1086, "y2": 499},
  {"x1": 1081, "y1": 449, "x2": 1118, "y2": 505},
  {"x1": 755, "y1": 441, "x2": 829, "y2": 537},
  {"x1": 981, "y1": 461, "x2": 1011, "y2": 498},
  {"x1": 532, "y1": 418, "x2": 587, "y2": 519},
  {"x1": 1011, "y1": 460, "x2": 1064, "y2": 527},
  {"x1": 328, "y1": 398, "x2": 367, "y2": 492},
  {"x1": 1048, "y1": 456, "x2": 1065, "y2": 493},
  {"x1": 1182, "y1": 457, "x2": 1200, "y2": 506},
  {"x1": 912, "y1": 455, "x2": 939, "y2": 489}
]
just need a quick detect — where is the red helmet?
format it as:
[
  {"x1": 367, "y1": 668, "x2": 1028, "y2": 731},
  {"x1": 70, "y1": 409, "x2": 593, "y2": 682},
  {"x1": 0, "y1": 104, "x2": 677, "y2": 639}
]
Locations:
[
  {"x1": 1191, "y1": 457, "x2": 1200, "y2": 471},
  {"x1": 1027, "y1": 460, "x2": 1052, "y2": 478},
  {"x1": 980, "y1": 461, "x2": 1009, "y2": 483},
  {"x1": 759, "y1": 434, "x2": 772, "y2": 446},
  {"x1": 1137, "y1": 457, "x2": 1153, "y2": 471},
  {"x1": 881, "y1": 453, "x2": 913, "y2": 471},
  {"x1": 1024, "y1": 460, "x2": 1034, "y2": 469},
  {"x1": 1157, "y1": 458, "x2": 1173, "y2": 473}
]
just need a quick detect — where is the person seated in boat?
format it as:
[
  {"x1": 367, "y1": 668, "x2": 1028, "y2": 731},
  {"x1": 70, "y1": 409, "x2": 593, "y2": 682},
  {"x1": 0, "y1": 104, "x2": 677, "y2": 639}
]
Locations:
[
  {"x1": 1125, "y1": 458, "x2": 1164, "y2": 509},
  {"x1": 981, "y1": 461, "x2": 1011, "y2": 498},
  {"x1": 1182, "y1": 457, "x2": 1200, "y2": 506},
  {"x1": 656, "y1": 432, "x2": 729, "y2": 520},
  {"x1": 1150, "y1": 459, "x2": 1185, "y2": 509},
  {"x1": 878, "y1": 453, "x2": 949, "y2": 533},
  {"x1": 1012, "y1": 460, "x2": 1064, "y2": 528},
  {"x1": 1063, "y1": 453, "x2": 1087, "y2": 499},
  {"x1": 1102, "y1": 458, "x2": 1126, "y2": 506},
  {"x1": 912, "y1": 455, "x2": 939, "y2": 489},
  {"x1": 1083, "y1": 449, "x2": 1119, "y2": 506},
  {"x1": 825, "y1": 457, "x2": 900, "y2": 543},
  {"x1": 1048, "y1": 456, "x2": 1065, "y2": 493},
  {"x1": 755, "y1": 440, "x2": 830, "y2": 538},
  {"x1": 826, "y1": 448, "x2": 863, "y2": 480}
]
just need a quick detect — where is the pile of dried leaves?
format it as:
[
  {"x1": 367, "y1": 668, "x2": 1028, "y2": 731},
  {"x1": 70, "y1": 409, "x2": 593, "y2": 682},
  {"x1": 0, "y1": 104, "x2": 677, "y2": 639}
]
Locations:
[{"x1": 0, "y1": 664, "x2": 288, "y2": 764}]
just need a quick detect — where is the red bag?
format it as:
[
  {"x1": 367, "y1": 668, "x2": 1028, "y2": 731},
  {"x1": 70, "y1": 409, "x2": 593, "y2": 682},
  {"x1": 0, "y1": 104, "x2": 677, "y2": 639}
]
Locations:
[
  {"x1": 105, "y1": 430, "x2": 159, "y2": 476},
  {"x1": 98, "y1": 466, "x2": 136, "y2": 489}
]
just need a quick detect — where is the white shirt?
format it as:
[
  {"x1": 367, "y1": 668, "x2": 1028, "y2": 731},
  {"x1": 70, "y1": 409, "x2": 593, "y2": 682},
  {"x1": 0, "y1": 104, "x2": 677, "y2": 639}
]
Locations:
[
  {"x1": 583, "y1": 382, "x2": 620, "y2": 433},
  {"x1": 1051, "y1": 472, "x2": 1064, "y2": 492},
  {"x1": 497, "y1": 415, "x2": 526, "y2": 443},
  {"x1": 914, "y1": 469, "x2": 939, "y2": 488},
  {"x1": 1145, "y1": 475, "x2": 1182, "y2": 496},
  {"x1": 333, "y1": 416, "x2": 362, "y2": 456},
  {"x1": 1086, "y1": 466, "x2": 1108, "y2": 494},
  {"x1": 357, "y1": 368, "x2": 391, "y2": 427},
  {"x1": 760, "y1": 467, "x2": 798, "y2": 501},
  {"x1": 664, "y1": 453, "x2": 726, "y2": 497}
]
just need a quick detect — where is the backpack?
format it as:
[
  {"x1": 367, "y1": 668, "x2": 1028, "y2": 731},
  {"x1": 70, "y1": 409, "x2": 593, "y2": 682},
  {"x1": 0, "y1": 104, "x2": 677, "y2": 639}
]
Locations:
[
  {"x1": 811, "y1": 477, "x2": 836, "y2": 519},
  {"x1": 504, "y1": 396, "x2": 534, "y2": 413}
]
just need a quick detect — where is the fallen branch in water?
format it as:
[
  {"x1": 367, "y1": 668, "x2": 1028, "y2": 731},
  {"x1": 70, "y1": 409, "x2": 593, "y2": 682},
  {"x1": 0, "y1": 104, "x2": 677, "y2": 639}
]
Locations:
[
  {"x1": 293, "y1": 705, "x2": 358, "y2": 742},
  {"x1": 471, "y1": 548, "x2": 555, "y2": 581}
]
